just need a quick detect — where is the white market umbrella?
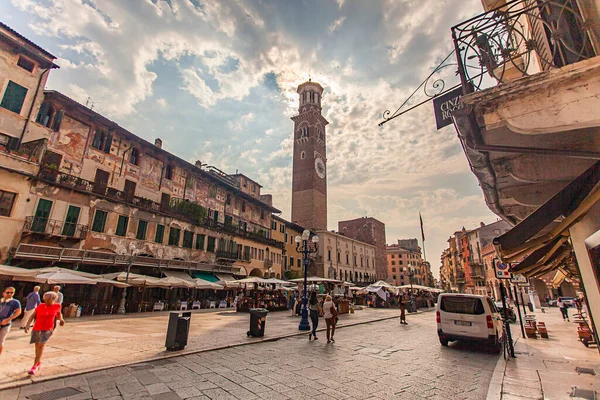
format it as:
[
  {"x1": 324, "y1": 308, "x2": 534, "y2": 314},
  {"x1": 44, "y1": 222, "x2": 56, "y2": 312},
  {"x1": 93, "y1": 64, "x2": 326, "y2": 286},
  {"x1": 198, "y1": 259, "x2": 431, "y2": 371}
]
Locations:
[
  {"x1": 35, "y1": 271, "x2": 97, "y2": 285},
  {"x1": 193, "y1": 278, "x2": 223, "y2": 290},
  {"x1": 111, "y1": 272, "x2": 171, "y2": 288},
  {"x1": 234, "y1": 277, "x2": 268, "y2": 284},
  {"x1": 371, "y1": 280, "x2": 395, "y2": 288},
  {"x1": 0, "y1": 264, "x2": 44, "y2": 279},
  {"x1": 159, "y1": 276, "x2": 196, "y2": 289},
  {"x1": 288, "y1": 277, "x2": 343, "y2": 284},
  {"x1": 262, "y1": 278, "x2": 294, "y2": 286}
]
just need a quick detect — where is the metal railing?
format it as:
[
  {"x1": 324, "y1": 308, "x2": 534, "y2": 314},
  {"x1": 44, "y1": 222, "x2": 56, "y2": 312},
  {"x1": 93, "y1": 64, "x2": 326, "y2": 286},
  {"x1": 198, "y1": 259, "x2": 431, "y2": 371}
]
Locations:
[
  {"x1": 452, "y1": 0, "x2": 598, "y2": 92},
  {"x1": 23, "y1": 216, "x2": 87, "y2": 239},
  {"x1": 13, "y1": 243, "x2": 241, "y2": 273},
  {"x1": 37, "y1": 170, "x2": 284, "y2": 249}
]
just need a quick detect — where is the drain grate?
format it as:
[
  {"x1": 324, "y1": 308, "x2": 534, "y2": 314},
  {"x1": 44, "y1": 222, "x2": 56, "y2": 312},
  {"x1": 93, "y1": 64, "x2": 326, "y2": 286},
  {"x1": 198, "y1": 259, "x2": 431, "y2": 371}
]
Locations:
[
  {"x1": 576, "y1": 367, "x2": 596, "y2": 376},
  {"x1": 29, "y1": 387, "x2": 84, "y2": 400},
  {"x1": 570, "y1": 387, "x2": 596, "y2": 400}
]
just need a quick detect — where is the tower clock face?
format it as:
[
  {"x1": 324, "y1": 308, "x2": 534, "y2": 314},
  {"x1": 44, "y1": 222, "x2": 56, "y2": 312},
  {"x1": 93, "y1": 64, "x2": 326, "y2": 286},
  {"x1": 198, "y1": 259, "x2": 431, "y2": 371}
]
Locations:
[{"x1": 315, "y1": 157, "x2": 326, "y2": 179}]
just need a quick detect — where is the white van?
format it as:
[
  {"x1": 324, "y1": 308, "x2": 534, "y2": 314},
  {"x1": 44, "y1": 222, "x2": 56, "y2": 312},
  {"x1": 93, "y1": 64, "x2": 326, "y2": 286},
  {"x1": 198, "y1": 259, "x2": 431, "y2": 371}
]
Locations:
[{"x1": 436, "y1": 293, "x2": 504, "y2": 352}]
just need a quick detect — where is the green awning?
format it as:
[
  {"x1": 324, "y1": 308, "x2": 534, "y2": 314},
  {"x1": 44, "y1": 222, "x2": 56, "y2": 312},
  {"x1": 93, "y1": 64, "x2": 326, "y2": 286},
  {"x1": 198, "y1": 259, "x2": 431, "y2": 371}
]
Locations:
[{"x1": 191, "y1": 271, "x2": 219, "y2": 282}]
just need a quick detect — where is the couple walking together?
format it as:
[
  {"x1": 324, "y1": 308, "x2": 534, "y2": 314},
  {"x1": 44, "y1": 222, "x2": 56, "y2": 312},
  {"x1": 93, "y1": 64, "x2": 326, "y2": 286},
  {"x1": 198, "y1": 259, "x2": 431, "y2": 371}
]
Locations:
[
  {"x1": 0, "y1": 286, "x2": 65, "y2": 376},
  {"x1": 308, "y1": 293, "x2": 337, "y2": 343}
]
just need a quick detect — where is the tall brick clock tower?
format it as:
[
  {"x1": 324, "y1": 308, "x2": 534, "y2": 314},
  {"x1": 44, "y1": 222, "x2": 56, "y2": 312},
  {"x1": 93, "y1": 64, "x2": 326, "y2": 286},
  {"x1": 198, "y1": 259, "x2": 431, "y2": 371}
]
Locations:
[{"x1": 291, "y1": 80, "x2": 328, "y2": 231}]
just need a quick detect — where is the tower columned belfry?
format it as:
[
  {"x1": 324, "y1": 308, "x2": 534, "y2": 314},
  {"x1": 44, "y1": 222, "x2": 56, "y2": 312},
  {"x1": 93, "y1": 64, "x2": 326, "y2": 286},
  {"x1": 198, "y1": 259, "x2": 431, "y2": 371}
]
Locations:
[{"x1": 291, "y1": 80, "x2": 328, "y2": 231}]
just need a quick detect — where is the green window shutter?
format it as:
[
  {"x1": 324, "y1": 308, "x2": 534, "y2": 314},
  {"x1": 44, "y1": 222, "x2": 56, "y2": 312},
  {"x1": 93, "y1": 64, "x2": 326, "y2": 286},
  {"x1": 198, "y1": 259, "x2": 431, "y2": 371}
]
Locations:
[
  {"x1": 168, "y1": 227, "x2": 181, "y2": 246},
  {"x1": 195, "y1": 234, "x2": 205, "y2": 250},
  {"x1": 1, "y1": 81, "x2": 28, "y2": 114},
  {"x1": 116, "y1": 215, "x2": 129, "y2": 236},
  {"x1": 136, "y1": 220, "x2": 148, "y2": 240},
  {"x1": 183, "y1": 230, "x2": 193, "y2": 248},
  {"x1": 155, "y1": 224, "x2": 165, "y2": 243},
  {"x1": 207, "y1": 236, "x2": 215, "y2": 252},
  {"x1": 92, "y1": 210, "x2": 108, "y2": 233},
  {"x1": 62, "y1": 205, "x2": 81, "y2": 236}
]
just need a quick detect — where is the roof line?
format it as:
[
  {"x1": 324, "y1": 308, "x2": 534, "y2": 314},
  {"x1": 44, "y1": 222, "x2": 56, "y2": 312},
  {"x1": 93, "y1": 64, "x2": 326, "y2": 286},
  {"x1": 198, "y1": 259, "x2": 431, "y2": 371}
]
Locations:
[{"x1": 0, "y1": 21, "x2": 57, "y2": 60}]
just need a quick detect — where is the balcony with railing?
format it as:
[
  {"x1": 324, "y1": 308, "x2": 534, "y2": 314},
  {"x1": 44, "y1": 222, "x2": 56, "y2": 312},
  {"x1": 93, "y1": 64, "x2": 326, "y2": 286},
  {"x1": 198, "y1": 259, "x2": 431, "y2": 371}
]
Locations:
[
  {"x1": 455, "y1": 271, "x2": 466, "y2": 283},
  {"x1": 215, "y1": 250, "x2": 251, "y2": 262},
  {"x1": 37, "y1": 169, "x2": 284, "y2": 249},
  {"x1": 23, "y1": 216, "x2": 87, "y2": 240},
  {"x1": 452, "y1": 0, "x2": 597, "y2": 92}
]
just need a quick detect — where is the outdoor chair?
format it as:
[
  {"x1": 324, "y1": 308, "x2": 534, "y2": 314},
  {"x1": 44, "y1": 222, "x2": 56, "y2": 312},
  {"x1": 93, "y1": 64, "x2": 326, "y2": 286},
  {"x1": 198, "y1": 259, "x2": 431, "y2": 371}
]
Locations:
[
  {"x1": 153, "y1": 301, "x2": 164, "y2": 312},
  {"x1": 192, "y1": 301, "x2": 201, "y2": 310},
  {"x1": 209, "y1": 301, "x2": 216, "y2": 308},
  {"x1": 219, "y1": 300, "x2": 227, "y2": 308},
  {"x1": 179, "y1": 302, "x2": 188, "y2": 311}
]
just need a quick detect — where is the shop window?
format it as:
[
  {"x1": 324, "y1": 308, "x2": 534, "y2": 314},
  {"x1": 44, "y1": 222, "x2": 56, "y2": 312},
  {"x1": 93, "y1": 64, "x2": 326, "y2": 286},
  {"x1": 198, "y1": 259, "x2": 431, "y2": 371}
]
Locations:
[
  {"x1": 0, "y1": 190, "x2": 17, "y2": 217},
  {"x1": 91, "y1": 210, "x2": 108, "y2": 233},
  {"x1": 155, "y1": 224, "x2": 165, "y2": 243},
  {"x1": 136, "y1": 220, "x2": 148, "y2": 240},
  {"x1": 168, "y1": 227, "x2": 181, "y2": 246},
  {"x1": 1, "y1": 81, "x2": 28, "y2": 114},
  {"x1": 17, "y1": 56, "x2": 35, "y2": 72},
  {"x1": 182, "y1": 230, "x2": 193, "y2": 248},
  {"x1": 116, "y1": 215, "x2": 129, "y2": 237}
]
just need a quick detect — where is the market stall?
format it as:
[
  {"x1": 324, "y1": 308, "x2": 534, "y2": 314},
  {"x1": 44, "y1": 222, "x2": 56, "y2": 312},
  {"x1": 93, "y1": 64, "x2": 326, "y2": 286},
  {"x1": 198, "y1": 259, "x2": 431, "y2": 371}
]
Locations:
[
  {"x1": 288, "y1": 277, "x2": 351, "y2": 314},
  {"x1": 233, "y1": 277, "x2": 291, "y2": 312}
]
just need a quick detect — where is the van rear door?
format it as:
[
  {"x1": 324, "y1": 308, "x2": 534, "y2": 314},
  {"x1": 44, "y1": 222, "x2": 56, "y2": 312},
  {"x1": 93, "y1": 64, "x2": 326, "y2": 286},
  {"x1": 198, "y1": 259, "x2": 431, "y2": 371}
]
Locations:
[{"x1": 439, "y1": 296, "x2": 488, "y2": 339}]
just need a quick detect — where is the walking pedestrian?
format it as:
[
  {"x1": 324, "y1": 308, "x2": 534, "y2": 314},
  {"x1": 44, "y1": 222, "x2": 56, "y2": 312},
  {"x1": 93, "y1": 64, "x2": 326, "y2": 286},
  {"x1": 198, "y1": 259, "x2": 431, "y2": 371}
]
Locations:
[
  {"x1": 21, "y1": 286, "x2": 41, "y2": 329},
  {"x1": 24, "y1": 291, "x2": 65, "y2": 375},
  {"x1": 0, "y1": 286, "x2": 22, "y2": 357},
  {"x1": 558, "y1": 298, "x2": 570, "y2": 321},
  {"x1": 399, "y1": 292, "x2": 407, "y2": 325},
  {"x1": 308, "y1": 292, "x2": 321, "y2": 341},
  {"x1": 53, "y1": 286, "x2": 63, "y2": 305},
  {"x1": 323, "y1": 295, "x2": 337, "y2": 343}
]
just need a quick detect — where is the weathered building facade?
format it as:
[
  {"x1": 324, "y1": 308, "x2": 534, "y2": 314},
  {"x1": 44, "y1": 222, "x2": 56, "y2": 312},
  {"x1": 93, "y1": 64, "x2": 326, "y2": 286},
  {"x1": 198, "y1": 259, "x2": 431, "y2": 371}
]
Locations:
[
  {"x1": 386, "y1": 239, "x2": 432, "y2": 287},
  {"x1": 0, "y1": 23, "x2": 284, "y2": 284},
  {"x1": 338, "y1": 217, "x2": 387, "y2": 281},
  {"x1": 451, "y1": 0, "x2": 600, "y2": 344},
  {"x1": 315, "y1": 230, "x2": 375, "y2": 284}
]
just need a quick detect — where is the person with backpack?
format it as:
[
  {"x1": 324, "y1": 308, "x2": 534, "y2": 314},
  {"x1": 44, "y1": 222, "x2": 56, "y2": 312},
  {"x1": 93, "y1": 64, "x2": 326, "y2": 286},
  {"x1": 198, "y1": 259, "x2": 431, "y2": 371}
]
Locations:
[{"x1": 322, "y1": 295, "x2": 338, "y2": 343}]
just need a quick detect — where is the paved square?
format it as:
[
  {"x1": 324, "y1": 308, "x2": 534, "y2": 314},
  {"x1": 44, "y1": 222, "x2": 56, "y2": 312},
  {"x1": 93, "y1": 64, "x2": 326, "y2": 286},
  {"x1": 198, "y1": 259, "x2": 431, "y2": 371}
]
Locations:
[{"x1": 1, "y1": 311, "x2": 499, "y2": 399}]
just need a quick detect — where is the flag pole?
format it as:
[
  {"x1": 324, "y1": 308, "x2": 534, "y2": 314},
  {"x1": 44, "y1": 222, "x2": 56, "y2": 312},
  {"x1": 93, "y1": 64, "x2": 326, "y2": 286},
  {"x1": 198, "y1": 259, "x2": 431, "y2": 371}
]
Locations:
[{"x1": 419, "y1": 212, "x2": 427, "y2": 263}]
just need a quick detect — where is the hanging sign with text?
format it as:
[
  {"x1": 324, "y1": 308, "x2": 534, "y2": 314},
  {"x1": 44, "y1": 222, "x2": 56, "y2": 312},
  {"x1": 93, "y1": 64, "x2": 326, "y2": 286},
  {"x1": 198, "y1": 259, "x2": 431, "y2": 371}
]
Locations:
[{"x1": 432, "y1": 87, "x2": 465, "y2": 130}]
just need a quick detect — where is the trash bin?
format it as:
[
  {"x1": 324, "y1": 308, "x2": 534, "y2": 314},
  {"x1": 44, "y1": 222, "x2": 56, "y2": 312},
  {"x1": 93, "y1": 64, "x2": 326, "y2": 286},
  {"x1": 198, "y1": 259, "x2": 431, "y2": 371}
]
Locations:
[
  {"x1": 407, "y1": 300, "x2": 417, "y2": 313},
  {"x1": 165, "y1": 311, "x2": 191, "y2": 351},
  {"x1": 527, "y1": 302, "x2": 534, "y2": 312},
  {"x1": 247, "y1": 308, "x2": 269, "y2": 337}
]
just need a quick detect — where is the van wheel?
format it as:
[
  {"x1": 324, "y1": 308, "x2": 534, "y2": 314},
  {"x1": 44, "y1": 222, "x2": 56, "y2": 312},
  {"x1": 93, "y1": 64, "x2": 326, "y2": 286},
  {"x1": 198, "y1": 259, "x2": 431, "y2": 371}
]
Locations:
[
  {"x1": 489, "y1": 334, "x2": 501, "y2": 354},
  {"x1": 439, "y1": 338, "x2": 449, "y2": 346}
]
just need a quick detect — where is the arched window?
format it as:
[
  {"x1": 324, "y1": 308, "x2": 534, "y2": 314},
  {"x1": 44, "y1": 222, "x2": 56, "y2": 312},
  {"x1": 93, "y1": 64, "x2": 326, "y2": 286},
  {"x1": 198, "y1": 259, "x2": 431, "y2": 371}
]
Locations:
[
  {"x1": 301, "y1": 126, "x2": 309, "y2": 138},
  {"x1": 317, "y1": 129, "x2": 323, "y2": 140},
  {"x1": 165, "y1": 165, "x2": 173, "y2": 180},
  {"x1": 130, "y1": 148, "x2": 139, "y2": 166},
  {"x1": 300, "y1": 151, "x2": 305, "y2": 159}
]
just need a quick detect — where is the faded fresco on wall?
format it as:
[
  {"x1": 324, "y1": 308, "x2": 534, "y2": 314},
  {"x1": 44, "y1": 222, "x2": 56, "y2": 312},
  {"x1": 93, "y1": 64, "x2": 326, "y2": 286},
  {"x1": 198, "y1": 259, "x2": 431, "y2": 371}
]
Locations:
[{"x1": 139, "y1": 156, "x2": 162, "y2": 191}]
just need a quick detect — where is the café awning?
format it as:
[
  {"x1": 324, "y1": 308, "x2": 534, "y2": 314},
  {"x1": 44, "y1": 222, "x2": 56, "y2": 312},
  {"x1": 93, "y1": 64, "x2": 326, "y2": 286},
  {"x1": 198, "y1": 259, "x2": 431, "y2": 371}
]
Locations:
[
  {"x1": 494, "y1": 160, "x2": 600, "y2": 262},
  {"x1": 191, "y1": 271, "x2": 219, "y2": 282}
]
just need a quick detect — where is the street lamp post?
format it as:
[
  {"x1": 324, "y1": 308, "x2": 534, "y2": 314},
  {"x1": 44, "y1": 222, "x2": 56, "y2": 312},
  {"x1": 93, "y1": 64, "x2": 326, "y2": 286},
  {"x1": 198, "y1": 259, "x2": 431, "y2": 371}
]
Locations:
[{"x1": 295, "y1": 229, "x2": 319, "y2": 331}]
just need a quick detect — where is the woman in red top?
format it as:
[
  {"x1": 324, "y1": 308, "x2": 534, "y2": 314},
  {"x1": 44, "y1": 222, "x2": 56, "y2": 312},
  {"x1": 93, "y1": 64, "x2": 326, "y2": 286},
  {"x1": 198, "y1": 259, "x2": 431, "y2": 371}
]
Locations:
[{"x1": 24, "y1": 291, "x2": 65, "y2": 375}]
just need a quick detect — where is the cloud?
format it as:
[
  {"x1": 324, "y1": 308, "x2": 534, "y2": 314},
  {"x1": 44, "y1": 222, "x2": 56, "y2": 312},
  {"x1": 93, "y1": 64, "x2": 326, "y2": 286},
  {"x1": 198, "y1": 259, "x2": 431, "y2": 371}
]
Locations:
[
  {"x1": 329, "y1": 16, "x2": 346, "y2": 33},
  {"x1": 227, "y1": 112, "x2": 255, "y2": 131},
  {"x1": 4, "y1": 0, "x2": 490, "y2": 279}
]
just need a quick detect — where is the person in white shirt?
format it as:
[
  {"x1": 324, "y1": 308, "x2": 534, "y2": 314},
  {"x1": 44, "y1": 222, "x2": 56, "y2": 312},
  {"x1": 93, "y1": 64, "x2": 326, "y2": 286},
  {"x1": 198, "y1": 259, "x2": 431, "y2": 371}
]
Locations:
[
  {"x1": 53, "y1": 286, "x2": 63, "y2": 305},
  {"x1": 557, "y1": 298, "x2": 569, "y2": 321},
  {"x1": 322, "y1": 295, "x2": 337, "y2": 343}
]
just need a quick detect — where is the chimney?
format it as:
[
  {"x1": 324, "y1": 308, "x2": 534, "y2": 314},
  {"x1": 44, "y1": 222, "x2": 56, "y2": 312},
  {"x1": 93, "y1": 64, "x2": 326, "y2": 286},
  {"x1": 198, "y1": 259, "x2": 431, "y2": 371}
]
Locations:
[
  {"x1": 195, "y1": 160, "x2": 202, "y2": 167},
  {"x1": 155, "y1": 138, "x2": 162, "y2": 149},
  {"x1": 480, "y1": 222, "x2": 485, "y2": 227}
]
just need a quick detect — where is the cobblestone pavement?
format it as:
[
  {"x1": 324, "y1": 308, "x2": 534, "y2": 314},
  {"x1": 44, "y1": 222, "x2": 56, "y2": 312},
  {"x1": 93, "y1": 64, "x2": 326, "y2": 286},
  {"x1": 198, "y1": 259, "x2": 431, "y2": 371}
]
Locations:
[
  {"x1": 2, "y1": 311, "x2": 499, "y2": 400},
  {"x1": 0, "y1": 308, "x2": 401, "y2": 386}
]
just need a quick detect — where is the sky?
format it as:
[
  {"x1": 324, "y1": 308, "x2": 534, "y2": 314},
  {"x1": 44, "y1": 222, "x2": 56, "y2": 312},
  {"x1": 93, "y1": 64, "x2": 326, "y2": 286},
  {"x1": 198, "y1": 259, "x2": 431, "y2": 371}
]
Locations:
[{"x1": 2, "y1": 0, "x2": 501, "y2": 278}]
